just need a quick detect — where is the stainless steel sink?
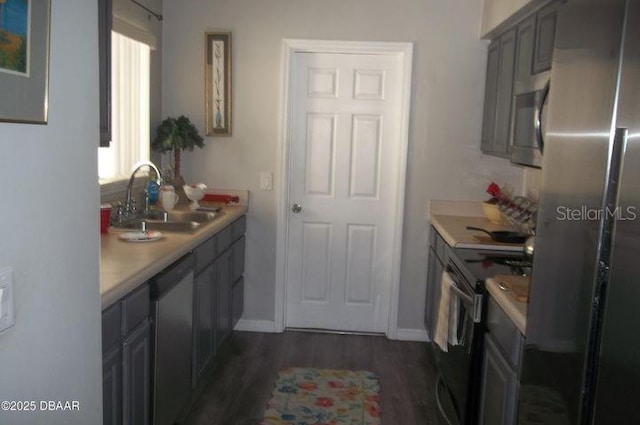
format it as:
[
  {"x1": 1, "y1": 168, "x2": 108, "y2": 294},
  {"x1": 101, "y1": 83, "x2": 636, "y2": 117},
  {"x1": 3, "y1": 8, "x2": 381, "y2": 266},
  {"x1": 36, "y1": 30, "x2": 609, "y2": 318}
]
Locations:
[
  {"x1": 115, "y1": 220, "x2": 202, "y2": 233},
  {"x1": 111, "y1": 209, "x2": 222, "y2": 233},
  {"x1": 142, "y1": 210, "x2": 220, "y2": 223}
]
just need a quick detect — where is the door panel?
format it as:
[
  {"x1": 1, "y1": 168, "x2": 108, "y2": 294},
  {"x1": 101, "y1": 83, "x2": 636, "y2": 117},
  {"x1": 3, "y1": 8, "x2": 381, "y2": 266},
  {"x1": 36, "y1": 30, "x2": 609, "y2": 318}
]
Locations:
[
  {"x1": 350, "y1": 115, "x2": 382, "y2": 198},
  {"x1": 300, "y1": 222, "x2": 332, "y2": 302},
  {"x1": 305, "y1": 113, "x2": 336, "y2": 196},
  {"x1": 286, "y1": 51, "x2": 403, "y2": 332},
  {"x1": 345, "y1": 224, "x2": 376, "y2": 305}
]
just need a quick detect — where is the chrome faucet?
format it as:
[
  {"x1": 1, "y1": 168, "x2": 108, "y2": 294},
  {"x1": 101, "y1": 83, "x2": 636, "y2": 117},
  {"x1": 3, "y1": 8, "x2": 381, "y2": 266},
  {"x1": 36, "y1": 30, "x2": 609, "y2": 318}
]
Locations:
[{"x1": 123, "y1": 160, "x2": 163, "y2": 220}]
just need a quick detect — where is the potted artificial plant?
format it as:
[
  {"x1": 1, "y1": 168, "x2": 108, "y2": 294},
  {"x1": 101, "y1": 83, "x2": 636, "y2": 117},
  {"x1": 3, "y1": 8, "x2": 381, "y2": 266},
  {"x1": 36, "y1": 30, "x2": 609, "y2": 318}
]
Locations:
[{"x1": 152, "y1": 115, "x2": 205, "y2": 187}]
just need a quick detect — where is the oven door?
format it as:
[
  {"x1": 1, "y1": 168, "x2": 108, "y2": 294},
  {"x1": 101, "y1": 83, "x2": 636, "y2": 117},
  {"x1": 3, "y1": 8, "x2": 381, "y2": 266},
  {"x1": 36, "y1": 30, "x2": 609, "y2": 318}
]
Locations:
[{"x1": 436, "y1": 264, "x2": 481, "y2": 425}]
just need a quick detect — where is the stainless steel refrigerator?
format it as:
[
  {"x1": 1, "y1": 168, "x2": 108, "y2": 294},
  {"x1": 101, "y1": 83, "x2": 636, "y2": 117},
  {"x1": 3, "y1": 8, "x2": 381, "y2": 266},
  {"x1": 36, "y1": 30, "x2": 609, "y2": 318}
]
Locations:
[{"x1": 519, "y1": 0, "x2": 640, "y2": 424}]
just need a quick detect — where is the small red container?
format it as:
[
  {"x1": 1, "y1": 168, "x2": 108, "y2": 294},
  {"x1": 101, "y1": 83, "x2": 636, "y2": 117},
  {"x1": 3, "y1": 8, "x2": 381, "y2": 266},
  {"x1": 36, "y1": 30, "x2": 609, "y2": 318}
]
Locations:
[{"x1": 100, "y1": 204, "x2": 112, "y2": 234}]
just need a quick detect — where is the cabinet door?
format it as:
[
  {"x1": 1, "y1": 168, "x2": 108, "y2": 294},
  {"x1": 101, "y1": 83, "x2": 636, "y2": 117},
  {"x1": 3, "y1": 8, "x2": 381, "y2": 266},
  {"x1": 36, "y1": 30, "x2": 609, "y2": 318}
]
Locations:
[
  {"x1": 481, "y1": 40, "x2": 500, "y2": 153},
  {"x1": 428, "y1": 252, "x2": 444, "y2": 340},
  {"x1": 232, "y1": 277, "x2": 244, "y2": 329},
  {"x1": 479, "y1": 335, "x2": 518, "y2": 425},
  {"x1": 232, "y1": 236, "x2": 245, "y2": 283},
  {"x1": 193, "y1": 264, "x2": 215, "y2": 386},
  {"x1": 122, "y1": 319, "x2": 151, "y2": 425},
  {"x1": 533, "y1": 3, "x2": 558, "y2": 74},
  {"x1": 103, "y1": 345, "x2": 122, "y2": 425},
  {"x1": 98, "y1": 0, "x2": 112, "y2": 146},
  {"x1": 425, "y1": 248, "x2": 439, "y2": 338},
  {"x1": 215, "y1": 250, "x2": 232, "y2": 348},
  {"x1": 493, "y1": 28, "x2": 517, "y2": 156},
  {"x1": 515, "y1": 15, "x2": 536, "y2": 82}
]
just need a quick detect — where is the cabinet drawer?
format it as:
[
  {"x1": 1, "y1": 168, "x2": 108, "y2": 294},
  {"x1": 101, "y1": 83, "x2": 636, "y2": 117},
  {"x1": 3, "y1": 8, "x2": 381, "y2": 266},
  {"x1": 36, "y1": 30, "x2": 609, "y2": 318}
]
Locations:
[
  {"x1": 231, "y1": 215, "x2": 246, "y2": 241},
  {"x1": 194, "y1": 235, "x2": 217, "y2": 272},
  {"x1": 102, "y1": 303, "x2": 122, "y2": 353},
  {"x1": 121, "y1": 284, "x2": 150, "y2": 336},
  {"x1": 486, "y1": 297, "x2": 523, "y2": 367},
  {"x1": 217, "y1": 225, "x2": 232, "y2": 254}
]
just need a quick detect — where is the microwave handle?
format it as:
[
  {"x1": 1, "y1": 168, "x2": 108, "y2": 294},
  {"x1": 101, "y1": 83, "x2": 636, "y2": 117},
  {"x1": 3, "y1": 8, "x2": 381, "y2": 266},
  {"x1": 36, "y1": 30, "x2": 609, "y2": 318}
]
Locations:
[{"x1": 536, "y1": 81, "x2": 550, "y2": 153}]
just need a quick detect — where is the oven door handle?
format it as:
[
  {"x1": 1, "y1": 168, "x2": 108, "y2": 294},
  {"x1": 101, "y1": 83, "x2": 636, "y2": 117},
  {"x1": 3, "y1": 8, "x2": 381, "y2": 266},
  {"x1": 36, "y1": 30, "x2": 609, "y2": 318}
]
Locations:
[
  {"x1": 445, "y1": 266, "x2": 483, "y2": 323},
  {"x1": 448, "y1": 280, "x2": 474, "y2": 307}
]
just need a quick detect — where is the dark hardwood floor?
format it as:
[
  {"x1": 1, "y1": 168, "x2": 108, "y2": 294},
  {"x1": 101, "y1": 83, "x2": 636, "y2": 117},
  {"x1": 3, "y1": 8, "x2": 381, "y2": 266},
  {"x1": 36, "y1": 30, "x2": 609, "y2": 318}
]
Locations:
[{"x1": 181, "y1": 330, "x2": 444, "y2": 425}]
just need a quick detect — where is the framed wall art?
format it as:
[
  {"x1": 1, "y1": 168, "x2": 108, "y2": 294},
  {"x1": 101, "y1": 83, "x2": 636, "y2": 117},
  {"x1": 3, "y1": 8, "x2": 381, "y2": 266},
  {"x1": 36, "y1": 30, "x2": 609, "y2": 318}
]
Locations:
[
  {"x1": 205, "y1": 31, "x2": 231, "y2": 136},
  {"x1": 0, "y1": 0, "x2": 51, "y2": 124}
]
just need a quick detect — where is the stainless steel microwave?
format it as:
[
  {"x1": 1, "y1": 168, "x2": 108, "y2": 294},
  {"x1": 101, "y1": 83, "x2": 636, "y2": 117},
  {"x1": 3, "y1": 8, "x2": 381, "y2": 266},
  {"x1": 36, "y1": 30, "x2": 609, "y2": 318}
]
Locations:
[{"x1": 511, "y1": 72, "x2": 550, "y2": 168}]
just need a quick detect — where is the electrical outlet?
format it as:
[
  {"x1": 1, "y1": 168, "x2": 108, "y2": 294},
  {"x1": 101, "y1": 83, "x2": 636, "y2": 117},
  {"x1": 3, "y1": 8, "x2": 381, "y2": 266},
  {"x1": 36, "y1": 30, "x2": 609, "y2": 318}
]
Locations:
[{"x1": 0, "y1": 266, "x2": 15, "y2": 332}]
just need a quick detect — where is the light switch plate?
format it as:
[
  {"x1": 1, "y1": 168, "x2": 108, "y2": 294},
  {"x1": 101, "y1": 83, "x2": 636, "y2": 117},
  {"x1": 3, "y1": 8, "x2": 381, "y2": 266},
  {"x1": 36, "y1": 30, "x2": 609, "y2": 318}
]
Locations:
[
  {"x1": 0, "y1": 266, "x2": 15, "y2": 332},
  {"x1": 260, "y1": 172, "x2": 273, "y2": 191}
]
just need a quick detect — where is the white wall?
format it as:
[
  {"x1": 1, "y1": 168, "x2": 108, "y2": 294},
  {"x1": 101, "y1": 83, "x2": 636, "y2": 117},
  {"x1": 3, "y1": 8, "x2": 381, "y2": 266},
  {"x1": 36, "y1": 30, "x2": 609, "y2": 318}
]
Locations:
[
  {"x1": 162, "y1": 0, "x2": 523, "y2": 331},
  {"x1": 481, "y1": 0, "x2": 534, "y2": 36},
  {"x1": 0, "y1": 1, "x2": 102, "y2": 424}
]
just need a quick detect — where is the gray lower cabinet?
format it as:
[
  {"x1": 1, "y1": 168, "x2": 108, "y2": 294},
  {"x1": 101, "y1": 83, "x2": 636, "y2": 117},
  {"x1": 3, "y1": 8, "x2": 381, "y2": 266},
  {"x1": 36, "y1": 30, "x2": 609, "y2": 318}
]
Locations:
[
  {"x1": 103, "y1": 214, "x2": 247, "y2": 421},
  {"x1": 193, "y1": 263, "x2": 215, "y2": 385},
  {"x1": 424, "y1": 226, "x2": 446, "y2": 339},
  {"x1": 122, "y1": 319, "x2": 151, "y2": 425},
  {"x1": 215, "y1": 249, "x2": 233, "y2": 348},
  {"x1": 103, "y1": 345, "x2": 122, "y2": 425},
  {"x1": 478, "y1": 297, "x2": 523, "y2": 425},
  {"x1": 102, "y1": 284, "x2": 151, "y2": 425},
  {"x1": 191, "y1": 215, "x2": 246, "y2": 386},
  {"x1": 231, "y1": 235, "x2": 245, "y2": 329}
]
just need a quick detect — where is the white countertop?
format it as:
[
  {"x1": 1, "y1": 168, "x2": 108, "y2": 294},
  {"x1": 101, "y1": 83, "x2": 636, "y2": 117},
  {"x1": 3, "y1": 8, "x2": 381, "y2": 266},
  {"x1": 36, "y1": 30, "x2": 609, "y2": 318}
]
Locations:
[
  {"x1": 430, "y1": 214, "x2": 524, "y2": 252},
  {"x1": 486, "y1": 276, "x2": 528, "y2": 334},
  {"x1": 100, "y1": 205, "x2": 247, "y2": 310}
]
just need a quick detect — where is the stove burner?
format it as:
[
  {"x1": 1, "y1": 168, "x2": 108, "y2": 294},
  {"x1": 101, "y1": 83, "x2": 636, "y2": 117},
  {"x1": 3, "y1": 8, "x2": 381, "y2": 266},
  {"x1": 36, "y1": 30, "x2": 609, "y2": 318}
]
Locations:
[
  {"x1": 465, "y1": 255, "x2": 532, "y2": 276},
  {"x1": 503, "y1": 259, "x2": 533, "y2": 268}
]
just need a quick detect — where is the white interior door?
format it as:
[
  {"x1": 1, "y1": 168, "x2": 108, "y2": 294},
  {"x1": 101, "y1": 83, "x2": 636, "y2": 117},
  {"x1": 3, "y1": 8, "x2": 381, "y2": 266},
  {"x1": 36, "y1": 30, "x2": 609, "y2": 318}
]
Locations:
[{"x1": 285, "y1": 51, "x2": 404, "y2": 333}]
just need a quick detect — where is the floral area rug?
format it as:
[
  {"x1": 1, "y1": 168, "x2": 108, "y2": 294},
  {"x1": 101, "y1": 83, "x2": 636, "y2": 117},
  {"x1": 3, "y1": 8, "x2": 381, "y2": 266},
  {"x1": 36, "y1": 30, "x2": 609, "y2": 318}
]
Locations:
[{"x1": 260, "y1": 368, "x2": 381, "y2": 425}]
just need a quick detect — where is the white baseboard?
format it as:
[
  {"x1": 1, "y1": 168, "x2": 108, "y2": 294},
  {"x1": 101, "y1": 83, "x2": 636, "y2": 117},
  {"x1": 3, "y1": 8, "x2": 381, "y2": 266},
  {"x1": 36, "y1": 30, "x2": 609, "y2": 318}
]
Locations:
[
  {"x1": 395, "y1": 327, "x2": 429, "y2": 342},
  {"x1": 234, "y1": 319, "x2": 279, "y2": 333}
]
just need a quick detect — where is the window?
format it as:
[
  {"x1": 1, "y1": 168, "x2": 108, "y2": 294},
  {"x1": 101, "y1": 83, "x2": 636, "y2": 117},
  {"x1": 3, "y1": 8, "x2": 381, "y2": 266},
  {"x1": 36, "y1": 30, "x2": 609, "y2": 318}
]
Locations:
[{"x1": 98, "y1": 32, "x2": 150, "y2": 180}]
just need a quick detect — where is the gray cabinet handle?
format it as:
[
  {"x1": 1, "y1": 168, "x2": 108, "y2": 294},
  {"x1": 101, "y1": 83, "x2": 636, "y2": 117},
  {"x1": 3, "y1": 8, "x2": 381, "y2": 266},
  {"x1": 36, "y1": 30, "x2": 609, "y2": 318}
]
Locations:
[{"x1": 291, "y1": 203, "x2": 303, "y2": 213}]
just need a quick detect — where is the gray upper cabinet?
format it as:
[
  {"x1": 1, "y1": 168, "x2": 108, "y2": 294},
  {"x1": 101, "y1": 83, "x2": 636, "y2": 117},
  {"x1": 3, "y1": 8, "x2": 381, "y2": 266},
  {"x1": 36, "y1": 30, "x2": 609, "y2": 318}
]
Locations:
[
  {"x1": 515, "y1": 15, "x2": 536, "y2": 82},
  {"x1": 533, "y1": 3, "x2": 558, "y2": 74},
  {"x1": 98, "y1": 0, "x2": 111, "y2": 147},
  {"x1": 481, "y1": 40, "x2": 500, "y2": 153},
  {"x1": 481, "y1": 1, "x2": 559, "y2": 158},
  {"x1": 493, "y1": 28, "x2": 517, "y2": 157},
  {"x1": 481, "y1": 28, "x2": 517, "y2": 157}
]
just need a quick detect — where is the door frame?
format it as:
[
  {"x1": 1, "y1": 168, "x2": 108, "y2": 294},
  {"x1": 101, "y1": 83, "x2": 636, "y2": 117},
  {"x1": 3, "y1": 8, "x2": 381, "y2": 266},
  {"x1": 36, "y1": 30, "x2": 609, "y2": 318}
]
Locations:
[{"x1": 274, "y1": 39, "x2": 413, "y2": 339}]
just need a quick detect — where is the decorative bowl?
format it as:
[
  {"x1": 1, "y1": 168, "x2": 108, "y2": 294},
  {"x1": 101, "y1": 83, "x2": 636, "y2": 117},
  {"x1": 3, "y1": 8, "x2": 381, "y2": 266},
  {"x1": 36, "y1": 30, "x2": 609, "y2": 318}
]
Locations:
[
  {"x1": 183, "y1": 183, "x2": 207, "y2": 209},
  {"x1": 482, "y1": 201, "x2": 503, "y2": 224}
]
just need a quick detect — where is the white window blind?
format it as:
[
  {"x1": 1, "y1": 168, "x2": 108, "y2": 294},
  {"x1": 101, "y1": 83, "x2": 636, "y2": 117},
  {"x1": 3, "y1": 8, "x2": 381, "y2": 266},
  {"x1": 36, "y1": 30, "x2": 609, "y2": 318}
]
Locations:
[{"x1": 98, "y1": 32, "x2": 150, "y2": 180}]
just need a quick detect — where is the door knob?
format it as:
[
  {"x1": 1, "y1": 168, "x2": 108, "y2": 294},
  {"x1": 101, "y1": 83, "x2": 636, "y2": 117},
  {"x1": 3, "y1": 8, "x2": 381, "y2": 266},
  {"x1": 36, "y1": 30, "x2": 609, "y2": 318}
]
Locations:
[{"x1": 291, "y1": 203, "x2": 303, "y2": 213}]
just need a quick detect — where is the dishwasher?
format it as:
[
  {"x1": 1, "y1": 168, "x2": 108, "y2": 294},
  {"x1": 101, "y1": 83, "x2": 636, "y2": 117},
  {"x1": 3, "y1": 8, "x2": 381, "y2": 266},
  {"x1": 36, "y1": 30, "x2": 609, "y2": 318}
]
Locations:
[{"x1": 151, "y1": 254, "x2": 195, "y2": 425}]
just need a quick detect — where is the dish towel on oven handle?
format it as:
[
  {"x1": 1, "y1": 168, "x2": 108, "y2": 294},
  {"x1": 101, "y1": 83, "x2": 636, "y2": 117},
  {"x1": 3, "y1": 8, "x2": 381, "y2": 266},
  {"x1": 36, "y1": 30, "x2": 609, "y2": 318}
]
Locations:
[{"x1": 434, "y1": 270, "x2": 460, "y2": 352}]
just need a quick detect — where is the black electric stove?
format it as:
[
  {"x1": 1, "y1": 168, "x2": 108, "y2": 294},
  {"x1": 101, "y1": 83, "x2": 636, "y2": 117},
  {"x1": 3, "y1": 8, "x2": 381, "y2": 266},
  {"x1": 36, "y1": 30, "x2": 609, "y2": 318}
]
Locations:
[
  {"x1": 452, "y1": 247, "x2": 530, "y2": 285},
  {"x1": 435, "y1": 246, "x2": 530, "y2": 425}
]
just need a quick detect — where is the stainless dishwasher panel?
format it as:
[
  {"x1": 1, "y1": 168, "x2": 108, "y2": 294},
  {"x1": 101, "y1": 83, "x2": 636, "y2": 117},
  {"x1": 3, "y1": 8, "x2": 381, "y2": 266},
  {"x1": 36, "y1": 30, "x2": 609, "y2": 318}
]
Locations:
[{"x1": 151, "y1": 254, "x2": 195, "y2": 425}]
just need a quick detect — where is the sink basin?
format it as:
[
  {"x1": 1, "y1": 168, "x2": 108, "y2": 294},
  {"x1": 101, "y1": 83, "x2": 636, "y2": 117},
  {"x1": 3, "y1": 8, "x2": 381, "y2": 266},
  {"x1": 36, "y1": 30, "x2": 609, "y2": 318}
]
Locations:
[
  {"x1": 115, "y1": 220, "x2": 202, "y2": 233},
  {"x1": 142, "y1": 210, "x2": 220, "y2": 223},
  {"x1": 111, "y1": 209, "x2": 222, "y2": 234}
]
